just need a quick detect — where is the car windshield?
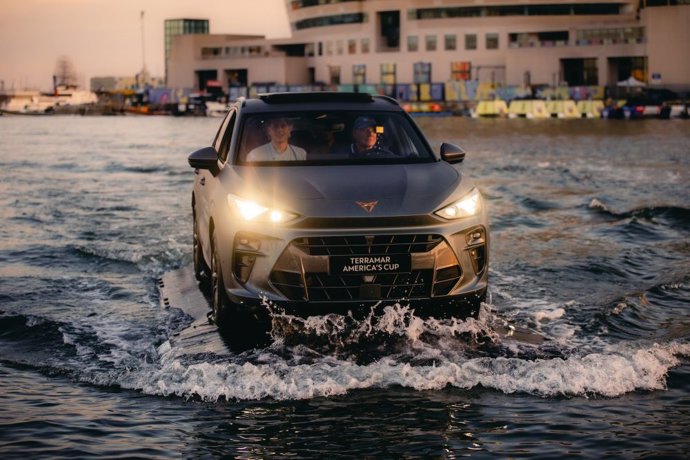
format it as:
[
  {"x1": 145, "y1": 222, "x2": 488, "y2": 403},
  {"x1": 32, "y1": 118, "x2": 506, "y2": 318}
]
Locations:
[{"x1": 236, "y1": 111, "x2": 434, "y2": 165}]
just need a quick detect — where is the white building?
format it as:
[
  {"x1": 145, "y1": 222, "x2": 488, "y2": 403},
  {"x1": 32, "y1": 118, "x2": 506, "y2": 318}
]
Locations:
[{"x1": 166, "y1": 0, "x2": 690, "y2": 98}]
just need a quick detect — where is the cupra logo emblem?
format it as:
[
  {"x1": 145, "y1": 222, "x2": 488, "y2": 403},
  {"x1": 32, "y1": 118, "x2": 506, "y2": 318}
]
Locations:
[{"x1": 356, "y1": 200, "x2": 378, "y2": 213}]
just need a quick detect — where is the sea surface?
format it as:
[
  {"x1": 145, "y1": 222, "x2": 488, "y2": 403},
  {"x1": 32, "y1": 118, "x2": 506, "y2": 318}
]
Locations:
[{"x1": 1, "y1": 115, "x2": 689, "y2": 458}]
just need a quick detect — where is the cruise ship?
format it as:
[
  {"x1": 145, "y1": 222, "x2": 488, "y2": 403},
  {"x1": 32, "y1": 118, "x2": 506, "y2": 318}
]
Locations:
[{"x1": 165, "y1": 0, "x2": 689, "y2": 101}]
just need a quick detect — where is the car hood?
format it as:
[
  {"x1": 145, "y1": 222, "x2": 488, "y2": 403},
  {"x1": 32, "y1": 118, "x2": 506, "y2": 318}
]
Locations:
[{"x1": 230, "y1": 162, "x2": 465, "y2": 217}]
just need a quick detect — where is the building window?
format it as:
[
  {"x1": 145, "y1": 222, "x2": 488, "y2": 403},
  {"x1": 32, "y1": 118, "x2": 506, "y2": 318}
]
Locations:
[
  {"x1": 306, "y1": 43, "x2": 315, "y2": 57},
  {"x1": 226, "y1": 69, "x2": 248, "y2": 86},
  {"x1": 329, "y1": 65, "x2": 341, "y2": 85},
  {"x1": 381, "y1": 63, "x2": 396, "y2": 84},
  {"x1": 509, "y1": 31, "x2": 569, "y2": 48},
  {"x1": 413, "y1": 62, "x2": 431, "y2": 84},
  {"x1": 575, "y1": 27, "x2": 645, "y2": 46},
  {"x1": 361, "y1": 38, "x2": 370, "y2": 53},
  {"x1": 445, "y1": 34, "x2": 457, "y2": 51},
  {"x1": 451, "y1": 61, "x2": 471, "y2": 81},
  {"x1": 348, "y1": 39, "x2": 357, "y2": 54},
  {"x1": 326, "y1": 41, "x2": 333, "y2": 55},
  {"x1": 291, "y1": 0, "x2": 358, "y2": 9},
  {"x1": 201, "y1": 47, "x2": 222, "y2": 58},
  {"x1": 294, "y1": 12, "x2": 366, "y2": 31},
  {"x1": 353, "y1": 64, "x2": 366, "y2": 84},
  {"x1": 318, "y1": 42, "x2": 323, "y2": 56},
  {"x1": 408, "y1": 4, "x2": 622, "y2": 20},
  {"x1": 425, "y1": 35, "x2": 437, "y2": 51},
  {"x1": 378, "y1": 11, "x2": 400, "y2": 51},
  {"x1": 486, "y1": 33, "x2": 499, "y2": 50},
  {"x1": 336, "y1": 40, "x2": 344, "y2": 55},
  {"x1": 561, "y1": 58, "x2": 598, "y2": 86},
  {"x1": 407, "y1": 36, "x2": 418, "y2": 52},
  {"x1": 465, "y1": 34, "x2": 477, "y2": 50}
]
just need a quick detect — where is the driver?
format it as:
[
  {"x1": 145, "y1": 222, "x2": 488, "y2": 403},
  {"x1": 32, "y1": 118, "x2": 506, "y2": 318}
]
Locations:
[
  {"x1": 247, "y1": 116, "x2": 307, "y2": 161},
  {"x1": 347, "y1": 116, "x2": 393, "y2": 157}
]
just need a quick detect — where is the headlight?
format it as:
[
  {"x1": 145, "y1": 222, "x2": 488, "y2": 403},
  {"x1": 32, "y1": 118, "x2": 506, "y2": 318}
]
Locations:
[
  {"x1": 228, "y1": 195, "x2": 299, "y2": 224},
  {"x1": 434, "y1": 188, "x2": 482, "y2": 220}
]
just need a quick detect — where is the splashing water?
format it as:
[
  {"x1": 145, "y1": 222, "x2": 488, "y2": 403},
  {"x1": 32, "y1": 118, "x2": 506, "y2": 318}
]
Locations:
[{"x1": 94, "y1": 291, "x2": 690, "y2": 402}]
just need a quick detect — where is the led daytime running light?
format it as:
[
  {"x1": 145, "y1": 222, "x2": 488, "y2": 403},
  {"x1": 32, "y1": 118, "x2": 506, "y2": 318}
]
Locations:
[
  {"x1": 435, "y1": 188, "x2": 481, "y2": 220},
  {"x1": 228, "y1": 195, "x2": 298, "y2": 224}
]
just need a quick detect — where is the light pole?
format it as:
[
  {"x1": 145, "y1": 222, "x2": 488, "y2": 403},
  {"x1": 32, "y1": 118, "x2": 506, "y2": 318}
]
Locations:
[{"x1": 140, "y1": 10, "x2": 146, "y2": 87}]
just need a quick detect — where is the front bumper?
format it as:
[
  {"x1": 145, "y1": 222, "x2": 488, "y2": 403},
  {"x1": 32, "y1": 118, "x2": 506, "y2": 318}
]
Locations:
[
  {"x1": 217, "y1": 215, "x2": 489, "y2": 319},
  {"x1": 226, "y1": 286, "x2": 487, "y2": 319}
]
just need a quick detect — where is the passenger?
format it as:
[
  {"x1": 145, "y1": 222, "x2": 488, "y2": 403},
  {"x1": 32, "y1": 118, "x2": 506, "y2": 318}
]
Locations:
[
  {"x1": 309, "y1": 122, "x2": 337, "y2": 156},
  {"x1": 343, "y1": 116, "x2": 394, "y2": 157},
  {"x1": 246, "y1": 116, "x2": 307, "y2": 161}
]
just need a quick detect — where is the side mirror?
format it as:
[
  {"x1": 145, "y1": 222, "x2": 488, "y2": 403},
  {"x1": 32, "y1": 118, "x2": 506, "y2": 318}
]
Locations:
[
  {"x1": 440, "y1": 143, "x2": 466, "y2": 164},
  {"x1": 188, "y1": 146, "x2": 219, "y2": 171}
]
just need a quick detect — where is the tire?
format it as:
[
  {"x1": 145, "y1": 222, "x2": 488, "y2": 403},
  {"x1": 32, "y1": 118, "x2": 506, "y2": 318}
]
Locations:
[
  {"x1": 210, "y1": 230, "x2": 230, "y2": 328},
  {"x1": 210, "y1": 230, "x2": 272, "y2": 350},
  {"x1": 193, "y1": 208, "x2": 210, "y2": 286}
]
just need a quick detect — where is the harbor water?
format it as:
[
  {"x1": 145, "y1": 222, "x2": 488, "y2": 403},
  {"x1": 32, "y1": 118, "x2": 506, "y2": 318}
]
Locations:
[{"x1": 1, "y1": 115, "x2": 689, "y2": 458}]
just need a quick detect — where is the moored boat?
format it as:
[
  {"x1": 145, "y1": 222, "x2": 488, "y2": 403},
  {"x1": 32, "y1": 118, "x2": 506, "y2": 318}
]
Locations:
[{"x1": 0, "y1": 85, "x2": 98, "y2": 115}]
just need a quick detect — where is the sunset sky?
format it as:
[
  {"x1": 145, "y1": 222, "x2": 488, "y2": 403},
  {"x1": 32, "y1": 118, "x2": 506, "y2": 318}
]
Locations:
[{"x1": 0, "y1": 0, "x2": 292, "y2": 91}]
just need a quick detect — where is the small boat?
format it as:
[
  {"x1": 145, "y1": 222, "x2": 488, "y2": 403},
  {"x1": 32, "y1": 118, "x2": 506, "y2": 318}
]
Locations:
[
  {"x1": 473, "y1": 100, "x2": 509, "y2": 118},
  {"x1": 1, "y1": 86, "x2": 98, "y2": 115},
  {"x1": 508, "y1": 99, "x2": 550, "y2": 119},
  {"x1": 205, "y1": 101, "x2": 230, "y2": 117},
  {"x1": 544, "y1": 100, "x2": 581, "y2": 118},
  {"x1": 576, "y1": 100, "x2": 605, "y2": 118}
]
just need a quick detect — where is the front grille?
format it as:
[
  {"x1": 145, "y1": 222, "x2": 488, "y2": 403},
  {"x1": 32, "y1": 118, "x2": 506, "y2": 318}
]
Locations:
[
  {"x1": 306, "y1": 270, "x2": 433, "y2": 301},
  {"x1": 293, "y1": 234, "x2": 443, "y2": 256},
  {"x1": 270, "y1": 233, "x2": 462, "y2": 302}
]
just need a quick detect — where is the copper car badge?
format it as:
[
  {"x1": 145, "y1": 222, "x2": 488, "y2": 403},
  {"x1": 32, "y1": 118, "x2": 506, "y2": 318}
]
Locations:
[{"x1": 356, "y1": 200, "x2": 378, "y2": 213}]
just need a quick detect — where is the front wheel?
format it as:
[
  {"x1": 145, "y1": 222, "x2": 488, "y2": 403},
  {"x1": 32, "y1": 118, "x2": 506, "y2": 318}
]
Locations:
[
  {"x1": 210, "y1": 230, "x2": 230, "y2": 327},
  {"x1": 210, "y1": 230, "x2": 271, "y2": 350},
  {"x1": 193, "y1": 209, "x2": 210, "y2": 286}
]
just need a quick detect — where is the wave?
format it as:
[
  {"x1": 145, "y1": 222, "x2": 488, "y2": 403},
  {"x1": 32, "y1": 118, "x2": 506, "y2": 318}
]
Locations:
[
  {"x1": 104, "y1": 301, "x2": 690, "y2": 401},
  {"x1": 70, "y1": 244, "x2": 143, "y2": 265},
  {"x1": 0, "y1": 313, "x2": 78, "y2": 367},
  {"x1": 489, "y1": 214, "x2": 549, "y2": 231},
  {"x1": 602, "y1": 276, "x2": 690, "y2": 342},
  {"x1": 93, "y1": 205, "x2": 139, "y2": 213},
  {"x1": 3, "y1": 300, "x2": 689, "y2": 402},
  {"x1": 108, "y1": 165, "x2": 167, "y2": 174},
  {"x1": 70, "y1": 243, "x2": 184, "y2": 269},
  {"x1": 519, "y1": 197, "x2": 560, "y2": 212},
  {"x1": 123, "y1": 338, "x2": 690, "y2": 401},
  {"x1": 105, "y1": 163, "x2": 179, "y2": 175},
  {"x1": 0, "y1": 305, "x2": 184, "y2": 382},
  {"x1": 4, "y1": 273, "x2": 689, "y2": 403},
  {"x1": 588, "y1": 198, "x2": 690, "y2": 225}
]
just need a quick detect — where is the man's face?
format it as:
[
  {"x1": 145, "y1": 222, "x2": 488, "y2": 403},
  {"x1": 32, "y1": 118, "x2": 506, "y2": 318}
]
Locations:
[
  {"x1": 353, "y1": 125, "x2": 377, "y2": 150},
  {"x1": 266, "y1": 119, "x2": 292, "y2": 144}
]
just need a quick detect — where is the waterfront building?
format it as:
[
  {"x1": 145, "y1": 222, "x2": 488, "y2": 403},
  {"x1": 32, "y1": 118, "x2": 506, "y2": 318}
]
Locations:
[
  {"x1": 164, "y1": 19, "x2": 210, "y2": 86},
  {"x1": 166, "y1": 1, "x2": 689, "y2": 99}
]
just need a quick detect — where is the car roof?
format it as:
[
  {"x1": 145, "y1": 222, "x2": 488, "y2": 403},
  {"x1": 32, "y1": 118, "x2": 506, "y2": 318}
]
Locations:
[{"x1": 238, "y1": 92, "x2": 403, "y2": 114}]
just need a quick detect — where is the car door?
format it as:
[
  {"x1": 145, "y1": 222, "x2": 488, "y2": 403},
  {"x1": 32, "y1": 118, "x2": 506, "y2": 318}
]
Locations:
[{"x1": 196, "y1": 108, "x2": 236, "y2": 253}]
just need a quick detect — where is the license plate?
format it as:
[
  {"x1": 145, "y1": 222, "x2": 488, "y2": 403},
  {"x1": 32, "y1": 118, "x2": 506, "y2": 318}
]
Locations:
[{"x1": 329, "y1": 254, "x2": 411, "y2": 275}]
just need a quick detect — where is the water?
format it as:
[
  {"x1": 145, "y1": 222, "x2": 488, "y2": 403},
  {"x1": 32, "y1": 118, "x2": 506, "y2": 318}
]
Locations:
[{"x1": 1, "y1": 115, "x2": 689, "y2": 458}]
